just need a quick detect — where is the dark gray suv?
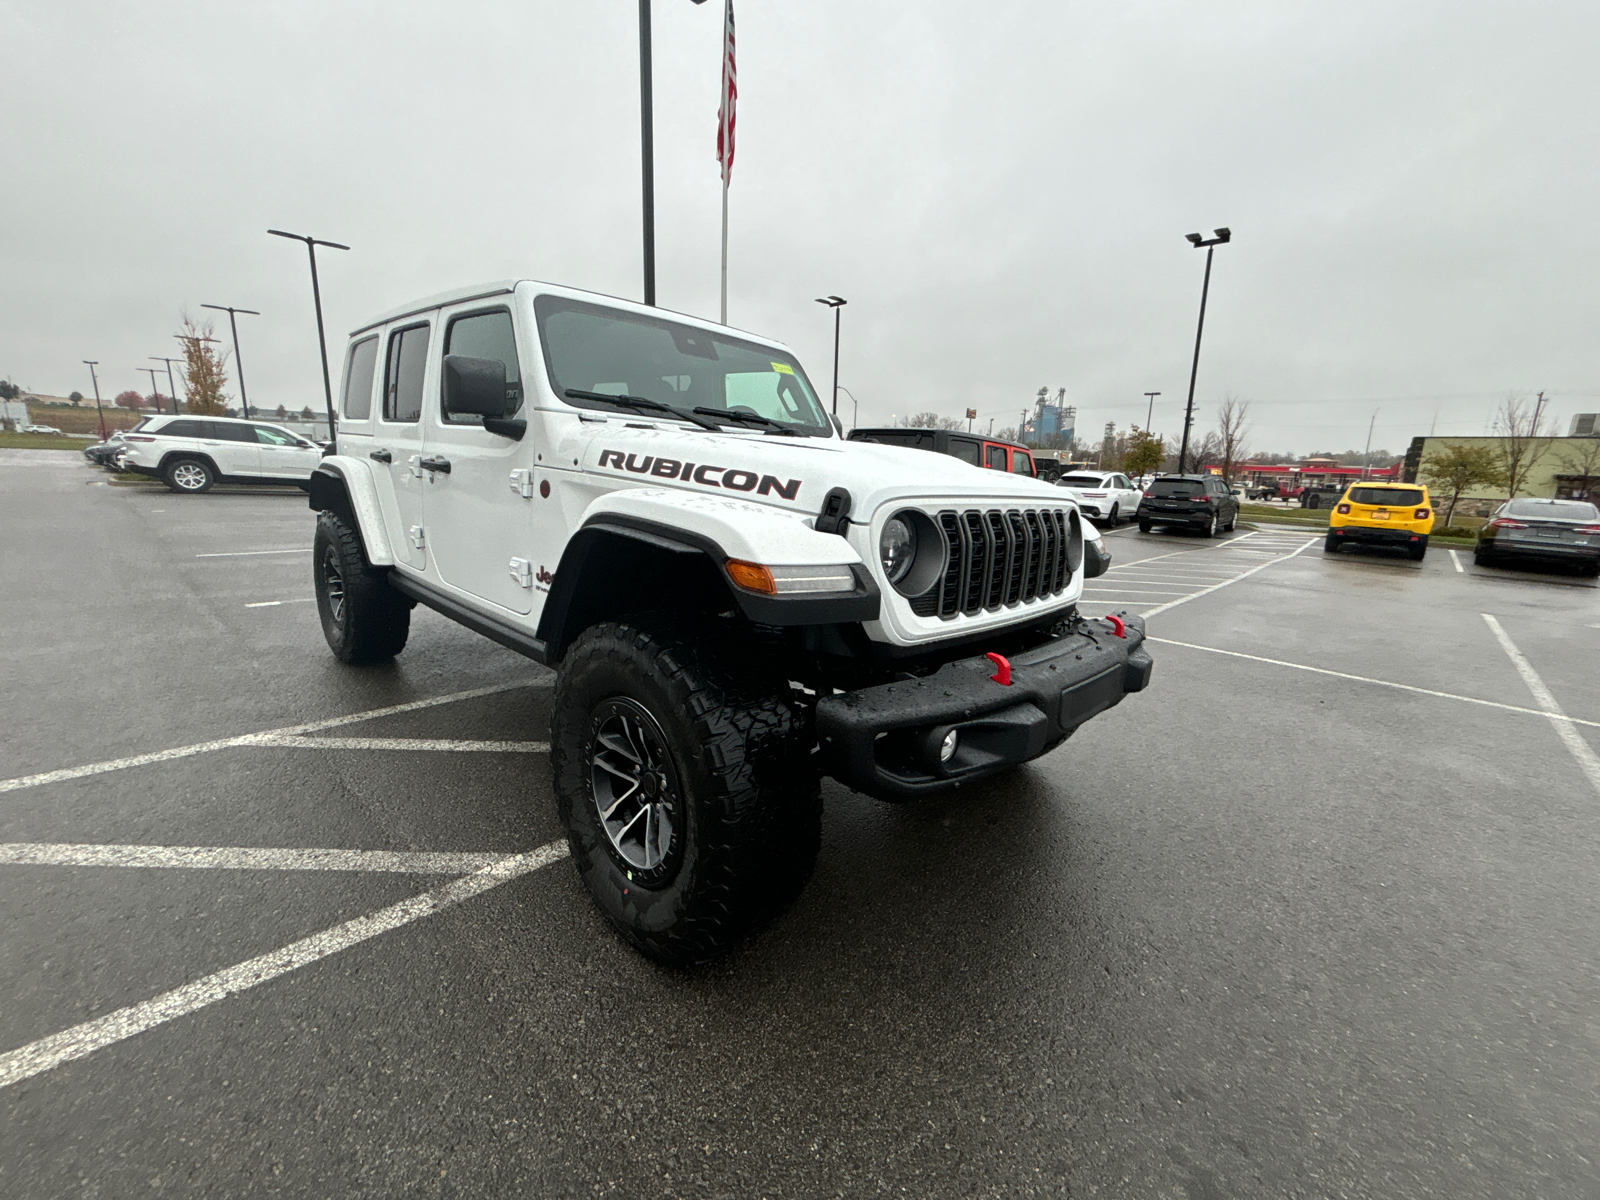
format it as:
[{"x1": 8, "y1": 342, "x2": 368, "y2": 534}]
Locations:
[{"x1": 1136, "y1": 474, "x2": 1240, "y2": 537}]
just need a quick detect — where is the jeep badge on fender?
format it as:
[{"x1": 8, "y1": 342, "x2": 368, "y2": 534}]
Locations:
[{"x1": 306, "y1": 279, "x2": 1153, "y2": 966}]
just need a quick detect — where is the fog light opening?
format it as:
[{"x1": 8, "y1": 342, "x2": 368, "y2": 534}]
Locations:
[{"x1": 939, "y1": 729, "x2": 960, "y2": 763}]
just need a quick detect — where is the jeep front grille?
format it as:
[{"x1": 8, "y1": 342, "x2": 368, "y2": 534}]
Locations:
[{"x1": 909, "y1": 508, "x2": 1074, "y2": 618}]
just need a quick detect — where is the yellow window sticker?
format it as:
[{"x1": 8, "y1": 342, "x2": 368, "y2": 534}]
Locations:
[{"x1": 770, "y1": 362, "x2": 794, "y2": 375}]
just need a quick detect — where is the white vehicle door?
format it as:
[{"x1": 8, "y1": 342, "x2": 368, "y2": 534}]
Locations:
[
  {"x1": 197, "y1": 420, "x2": 262, "y2": 477},
  {"x1": 421, "y1": 304, "x2": 536, "y2": 615},
  {"x1": 373, "y1": 320, "x2": 433, "y2": 570},
  {"x1": 1113, "y1": 474, "x2": 1138, "y2": 511},
  {"x1": 253, "y1": 423, "x2": 321, "y2": 481}
]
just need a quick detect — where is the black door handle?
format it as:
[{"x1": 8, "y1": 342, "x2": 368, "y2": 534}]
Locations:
[
  {"x1": 420, "y1": 455, "x2": 452, "y2": 474},
  {"x1": 369, "y1": 449, "x2": 392, "y2": 463}
]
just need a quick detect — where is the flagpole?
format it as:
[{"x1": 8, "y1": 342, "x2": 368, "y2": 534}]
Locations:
[{"x1": 720, "y1": 172, "x2": 729, "y2": 325}]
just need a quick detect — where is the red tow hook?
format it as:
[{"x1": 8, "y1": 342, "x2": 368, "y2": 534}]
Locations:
[
  {"x1": 985, "y1": 652, "x2": 1012, "y2": 686},
  {"x1": 1102, "y1": 614, "x2": 1127, "y2": 639}
]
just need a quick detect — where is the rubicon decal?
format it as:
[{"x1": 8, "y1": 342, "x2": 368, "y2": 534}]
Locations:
[{"x1": 597, "y1": 450, "x2": 801, "y2": 501}]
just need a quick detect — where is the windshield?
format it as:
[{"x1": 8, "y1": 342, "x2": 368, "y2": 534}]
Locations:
[
  {"x1": 1150, "y1": 479, "x2": 1205, "y2": 497},
  {"x1": 1347, "y1": 487, "x2": 1423, "y2": 506},
  {"x1": 535, "y1": 296, "x2": 832, "y2": 436},
  {"x1": 1505, "y1": 499, "x2": 1600, "y2": 521},
  {"x1": 1059, "y1": 475, "x2": 1107, "y2": 487}
]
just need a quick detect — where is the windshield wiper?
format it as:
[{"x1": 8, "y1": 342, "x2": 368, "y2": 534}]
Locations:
[
  {"x1": 564, "y1": 388, "x2": 721, "y2": 431},
  {"x1": 691, "y1": 406, "x2": 800, "y2": 435}
]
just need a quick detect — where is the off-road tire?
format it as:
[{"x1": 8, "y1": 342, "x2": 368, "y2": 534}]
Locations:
[
  {"x1": 164, "y1": 457, "x2": 214, "y2": 494},
  {"x1": 313, "y1": 512, "x2": 410, "y2": 663},
  {"x1": 551, "y1": 615, "x2": 820, "y2": 966},
  {"x1": 1324, "y1": 532, "x2": 1341, "y2": 554},
  {"x1": 1138, "y1": 520, "x2": 1152, "y2": 534}
]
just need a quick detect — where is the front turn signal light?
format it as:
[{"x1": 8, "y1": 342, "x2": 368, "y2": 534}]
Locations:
[{"x1": 726, "y1": 560, "x2": 856, "y2": 596}]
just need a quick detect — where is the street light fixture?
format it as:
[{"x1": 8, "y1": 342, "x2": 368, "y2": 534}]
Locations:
[
  {"x1": 814, "y1": 295, "x2": 846, "y2": 415},
  {"x1": 1179, "y1": 227, "x2": 1231, "y2": 474},
  {"x1": 201, "y1": 304, "x2": 260, "y2": 420},
  {"x1": 637, "y1": 0, "x2": 711, "y2": 307},
  {"x1": 139, "y1": 366, "x2": 165, "y2": 414},
  {"x1": 268, "y1": 229, "x2": 348, "y2": 441},
  {"x1": 82, "y1": 361, "x2": 107, "y2": 441},
  {"x1": 151, "y1": 357, "x2": 185, "y2": 414},
  {"x1": 1143, "y1": 391, "x2": 1160, "y2": 431},
  {"x1": 836, "y1": 384, "x2": 861, "y2": 431}
]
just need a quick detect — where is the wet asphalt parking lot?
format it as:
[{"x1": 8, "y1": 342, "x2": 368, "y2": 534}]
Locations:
[{"x1": 3, "y1": 452, "x2": 1599, "y2": 1199}]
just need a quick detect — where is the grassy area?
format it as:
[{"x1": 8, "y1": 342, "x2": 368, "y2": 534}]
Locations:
[
  {"x1": 22, "y1": 404, "x2": 146, "y2": 435},
  {"x1": 0, "y1": 431, "x2": 88, "y2": 451}
]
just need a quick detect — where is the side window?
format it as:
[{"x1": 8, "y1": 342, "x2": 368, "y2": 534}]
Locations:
[
  {"x1": 442, "y1": 310, "x2": 522, "y2": 425},
  {"x1": 254, "y1": 425, "x2": 295, "y2": 446},
  {"x1": 949, "y1": 439, "x2": 980, "y2": 465},
  {"x1": 343, "y1": 337, "x2": 379, "y2": 421},
  {"x1": 1010, "y1": 451, "x2": 1034, "y2": 475},
  {"x1": 986, "y1": 445, "x2": 1007, "y2": 470},
  {"x1": 161, "y1": 419, "x2": 204, "y2": 439},
  {"x1": 211, "y1": 423, "x2": 255, "y2": 442},
  {"x1": 384, "y1": 324, "x2": 430, "y2": 423}
]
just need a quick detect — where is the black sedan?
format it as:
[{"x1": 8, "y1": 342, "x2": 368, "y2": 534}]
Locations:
[{"x1": 1474, "y1": 498, "x2": 1600, "y2": 576}]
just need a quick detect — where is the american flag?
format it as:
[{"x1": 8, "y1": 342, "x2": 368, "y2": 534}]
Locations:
[{"x1": 716, "y1": 1, "x2": 736, "y2": 184}]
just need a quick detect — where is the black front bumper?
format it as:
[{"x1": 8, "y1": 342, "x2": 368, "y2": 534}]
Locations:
[{"x1": 815, "y1": 615, "x2": 1153, "y2": 801}]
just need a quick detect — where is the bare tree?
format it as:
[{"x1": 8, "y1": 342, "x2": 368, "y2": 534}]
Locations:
[
  {"x1": 1215, "y1": 397, "x2": 1251, "y2": 484},
  {"x1": 896, "y1": 411, "x2": 966, "y2": 431},
  {"x1": 1558, "y1": 435, "x2": 1600, "y2": 504},
  {"x1": 1491, "y1": 393, "x2": 1552, "y2": 498}
]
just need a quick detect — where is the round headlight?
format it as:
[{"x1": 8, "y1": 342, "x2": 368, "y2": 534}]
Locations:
[{"x1": 879, "y1": 516, "x2": 915, "y2": 584}]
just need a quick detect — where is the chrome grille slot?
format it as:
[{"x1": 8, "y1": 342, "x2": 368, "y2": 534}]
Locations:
[{"x1": 919, "y1": 507, "x2": 1074, "y2": 621}]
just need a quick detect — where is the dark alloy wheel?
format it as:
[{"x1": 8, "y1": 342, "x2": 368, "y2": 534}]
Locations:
[
  {"x1": 164, "y1": 457, "x2": 214, "y2": 494},
  {"x1": 552, "y1": 616, "x2": 820, "y2": 966},
  {"x1": 313, "y1": 512, "x2": 411, "y2": 663},
  {"x1": 587, "y1": 697, "x2": 685, "y2": 887}
]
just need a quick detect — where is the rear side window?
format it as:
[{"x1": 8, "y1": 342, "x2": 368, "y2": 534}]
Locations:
[
  {"x1": 948, "y1": 438, "x2": 980, "y2": 465},
  {"x1": 159, "y1": 419, "x2": 205, "y2": 439},
  {"x1": 384, "y1": 324, "x2": 430, "y2": 423},
  {"x1": 1348, "y1": 487, "x2": 1424, "y2": 506},
  {"x1": 986, "y1": 445, "x2": 1007, "y2": 470},
  {"x1": 211, "y1": 423, "x2": 255, "y2": 442},
  {"x1": 444, "y1": 310, "x2": 522, "y2": 425},
  {"x1": 1010, "y1": 451, "x2": 1034, "y2": 475},
  {"x1": 1151, "y1": 479, "x2": 1205, "y2": 497},
  {"x1": 343, "y1": 337, "x2": 378, "y2": 420}
]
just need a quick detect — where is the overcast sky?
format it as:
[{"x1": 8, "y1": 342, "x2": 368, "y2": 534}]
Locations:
[{"x1": 4, "y1": 0, "x2": 1598, "y2": 454}]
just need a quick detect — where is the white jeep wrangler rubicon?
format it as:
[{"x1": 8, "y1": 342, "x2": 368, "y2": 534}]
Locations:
[{"x1": 308, "y1": 280, "x2": 1153, "y2": 964}]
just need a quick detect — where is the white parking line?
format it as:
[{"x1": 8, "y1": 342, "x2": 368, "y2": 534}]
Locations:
[
  {"x1": 243, "y1": 598, "x2": 314, "y2": 608},
  {"x1": 1149, "y1": 636, "x2": 1600, "y2": 730},
  {"x1": 1141, "y1": 539, "x2": 1317, "y2": 617},
  {"x1": 0, "y1": 840, "x2": 569, "y2": 1089},
  {"x1": 254, "y1": 735, "x2": 549, "y2": 753},
  {"x1": 0, "y1": 843, "x2": 511, "y2": 873},
  {"x1": 1481, "y1": 614, "x2": 1600, "y2": 796},
  {"x1": 1449, "y1": 549, "x2": 1465, "y2": 573},
  {"x1": 194, "y1": 548, "x2": 309, "y2": 558},
  {"x1": 0, "y1": 680, "x2": 549, "y2": 795}
]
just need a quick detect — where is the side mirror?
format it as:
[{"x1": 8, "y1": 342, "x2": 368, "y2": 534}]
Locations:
[{"x1": 442, "y1": 354, "x2": 514, "y2": 418}]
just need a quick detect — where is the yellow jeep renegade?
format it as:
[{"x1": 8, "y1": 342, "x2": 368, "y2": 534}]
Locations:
[{"x1": 1324, "y1": 482, "x2": 1435, "y2": 560}]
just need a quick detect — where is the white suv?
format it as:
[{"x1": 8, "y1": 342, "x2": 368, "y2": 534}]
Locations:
[
  {"x1": 1054, "y1": 471, "x2": 1143, "y2": 525},
  {"x1": 118, "y1": 415, "x2": 323, "y2": 493},
  {"x1": 307, "y1": 279, "x2": 1154, "y2": 964}
]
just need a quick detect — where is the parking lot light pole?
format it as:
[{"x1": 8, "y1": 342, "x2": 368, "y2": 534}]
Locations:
[
  {"x1": 814, "y1": 296, "x2": 846, "y2": 415},
  {"x1": 151, "y1": 357, "x2": 185, "y2": 414},
  {"x1": 139, "y1": 367, "x2": 165, "y2": 414},
  {"x1": 201, "y1": 304, "x2": 260, "y2": 420},
  {"x1": 636, "y1": 0, "x2": 711, "y2": 307},
  {"x1": 837, "y1": 384, "x2": 860, "y2": 431},
  {"x1": 268, "y1": 229, "x2": 348, "y2": 441},
  {"x1": 83, "y1": 361, "x2": 107, "y2": 440},
  {"x1": 1144, "y1": 391, "x2": 1160, "y2": 431},
  {"x1": 1179, "y1": 227, "x2": 1231, "y2": 474}
]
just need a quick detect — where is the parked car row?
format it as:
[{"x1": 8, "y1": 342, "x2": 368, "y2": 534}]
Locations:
[{"x1": 83, "y1": 414, "x2": 325, "y2": 493}]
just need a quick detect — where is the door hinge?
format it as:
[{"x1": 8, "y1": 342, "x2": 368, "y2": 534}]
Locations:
[
  {"x1": 508, "y1": 468, "x2": 534, "y2": 499},
  {"x1": 408, "y1": 525, "x2": 426, "y2": 550},
  {"x1": 508, "y1": 557, "x2": 533, "y2": 588}
]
